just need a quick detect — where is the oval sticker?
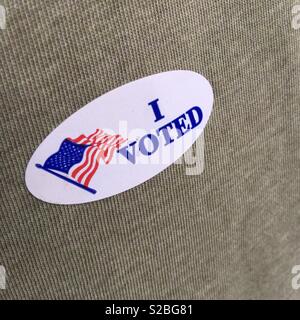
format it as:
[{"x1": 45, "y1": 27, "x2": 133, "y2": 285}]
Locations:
[{"x1": 25, "y1": 70, "x2": 214, "y2": 204}]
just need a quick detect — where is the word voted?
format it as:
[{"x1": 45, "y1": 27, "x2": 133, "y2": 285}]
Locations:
[{"x1": 118, "y1": 98, "x2": 203, "y2": 164}]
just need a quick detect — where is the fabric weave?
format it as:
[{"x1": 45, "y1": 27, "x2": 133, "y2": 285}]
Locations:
[{"x1": 0, "y1": 0, "x2": 299, "y2": 299}]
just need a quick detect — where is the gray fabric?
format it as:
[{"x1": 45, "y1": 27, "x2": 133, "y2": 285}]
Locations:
[{"x1": 0, "y1": 0, "x2": 299, "y2": 299}]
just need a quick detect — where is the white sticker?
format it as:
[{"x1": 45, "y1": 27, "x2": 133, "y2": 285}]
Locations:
[{"x1": 25, "y1": 71, "x2": 214, "y2": 204}]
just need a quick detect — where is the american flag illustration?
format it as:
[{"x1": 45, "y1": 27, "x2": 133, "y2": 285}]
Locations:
[{"x1": 36, "y1": 129, "x2": 127, "y2": 194}]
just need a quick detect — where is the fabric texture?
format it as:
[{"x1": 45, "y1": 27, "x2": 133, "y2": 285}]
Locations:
[{"x1": 0, "y1": 0, "x2": 299, "y2": 299}]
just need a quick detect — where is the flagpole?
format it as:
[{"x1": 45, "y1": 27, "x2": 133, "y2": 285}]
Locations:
[{"x1": 35, "y1": 164, "x2": 97, "y2": 194}]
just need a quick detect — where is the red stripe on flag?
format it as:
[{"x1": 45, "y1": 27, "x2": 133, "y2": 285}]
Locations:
[
  {"x1": 77, "y1": 148, "x2": 99, "y2": 185},
  {"x1": 83, "y1": 151, "x2": 103, "y2": 187},
  {"x1": 71, "y1": 145, "x2": 94, "y2": 178}
]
